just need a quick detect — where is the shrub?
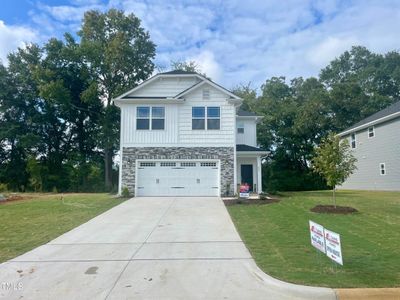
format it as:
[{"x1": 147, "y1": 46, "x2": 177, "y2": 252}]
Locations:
[
  {"x1": 121, "y1": 186, "x2": 130, "y2": 198},
  {"x1": 0, "y1": 183, "x2": 8, "y2": 192}
]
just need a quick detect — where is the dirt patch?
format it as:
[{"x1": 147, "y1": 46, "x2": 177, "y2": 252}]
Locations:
[
  {"x1": 223, "y1": 198, "x2": 280, "y2": 206},
  {"x1": 0, "y1": 194, "x2": 32, "y2": 204},
  {"x1": 310, "y1": 205, "x2": 358, "y2": 214}
]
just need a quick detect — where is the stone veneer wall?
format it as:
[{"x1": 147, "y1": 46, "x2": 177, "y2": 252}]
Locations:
[{"x1": 121, "y1": 147, "x2": 234, "y2": 196}]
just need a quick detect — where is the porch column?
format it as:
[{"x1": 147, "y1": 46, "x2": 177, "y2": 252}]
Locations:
[{"x1": 257, "y1": 156, "x2": 262, "y2": 193}]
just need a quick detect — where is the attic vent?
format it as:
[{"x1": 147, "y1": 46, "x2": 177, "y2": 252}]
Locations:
[{"x1": 202, "y1": 89, "x2": 210, "y2": 100}]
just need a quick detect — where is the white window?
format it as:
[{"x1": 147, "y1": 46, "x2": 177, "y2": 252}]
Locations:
[
  {"x1": 351, "y1": 133, "x2": 356, "y2": 149},
  {"x1": 237, "y1": 122, "x2": 244, "y2": 134},
  {"x1": 192, "y1": 106, "x2": 220, "y2": 130},
  {"x1": 380, "y1": 163, "x2": 386, "y2": 175},
  {"x1": 140, "y1": 162, "x2": 156, "y2": 167},
  {"x1": 136, "y1": 106, "x2": 165, "y2": 130},
  {"x1": 368, "y1": 126, "x2": 375, "y2": 138},
  {"x1": 202, "y1": 89, "x2": 210, "y2": 100},
  {"x1": 200, "y1": 162, "x2": 217, "y2": 167},
  {"x1": 181, "y1": 162, "x2": 196, "y2": 167},
  {"x1": 160, "y1": 162, "x2": 176, "y2": 167}
]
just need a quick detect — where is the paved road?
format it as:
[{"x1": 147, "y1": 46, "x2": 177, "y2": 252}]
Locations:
[{"x1": 0, "y1": 197, "x2": 336, "y2": 299}]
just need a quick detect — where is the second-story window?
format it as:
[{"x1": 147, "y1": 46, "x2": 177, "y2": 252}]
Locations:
[
  {"x1": 237, "y1": 122, "x2": 244, "y2": 134},
  {"x1": 136, "y1": 106, "x2": 165, "y2": 130},
  {"x1": 207, "y1": 107, "x2": 220, "y2": 130},
  {"x1": 192, "y1": 106, "x2": 220, "y2": 130},
  {"x1": 351, "y1": 133, "x2": 356, "y2": 149},
  {"x1": 192, "y1": 107, "x2": 205, "y2": 129},
  {"x1": 151, "y1": 107, "x2": 165, "y2": 130},
  {"x1": 137, "y1": 107, "x2": 150, "y2": 130},
  {"x1": 368, "y1": 126, "x2": 375, "y2": 138}
]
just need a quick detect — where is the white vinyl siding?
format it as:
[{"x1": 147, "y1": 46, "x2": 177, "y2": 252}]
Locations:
[
  {"x1": 120, "y1": 82, "x2": 236, "y2": 147},
  {"x1": 127, "y1": 77, "x2": 201, "y2": 98},
  {"x1": 236, "y1": 119, "x2": 257, "y2": 147}
]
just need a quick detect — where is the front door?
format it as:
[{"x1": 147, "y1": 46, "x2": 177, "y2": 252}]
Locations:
[{"x1": 240, "y1": 165, "x2": 253, "y2": 191}]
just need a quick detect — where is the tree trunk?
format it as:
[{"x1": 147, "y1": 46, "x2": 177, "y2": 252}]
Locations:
[
  {"x1": 333, "y1": 186, "x2": 337, "y2": 208},
  {"x1": 104, "y1": 148, "x2": 113, "y2": 190}
]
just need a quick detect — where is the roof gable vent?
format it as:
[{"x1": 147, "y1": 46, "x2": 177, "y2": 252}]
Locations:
[{"x1": 202, "y1": 89, "x2": 210, "y2": 100}]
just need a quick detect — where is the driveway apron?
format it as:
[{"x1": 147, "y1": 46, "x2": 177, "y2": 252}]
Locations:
[{"x1": 0, "y1": 197, "x2": 336, "y2": 299}]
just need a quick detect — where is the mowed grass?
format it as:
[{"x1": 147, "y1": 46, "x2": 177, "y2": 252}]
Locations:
[
  {"x1": 227, "y1": 190, "x2": 400, "y2": 288},
  {"x1": 0, "y1": 193, "x2": 126, "y2": 263}
]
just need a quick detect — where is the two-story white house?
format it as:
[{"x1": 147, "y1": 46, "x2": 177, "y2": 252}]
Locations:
[{"x1": 114, "y1": 70, "x2": 267, "y2": 197}]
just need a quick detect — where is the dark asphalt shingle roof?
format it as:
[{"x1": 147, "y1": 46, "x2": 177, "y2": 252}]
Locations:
[
  {"x1": 237, "y1": 109, "x2": 258, "y2": 117},
  {"x1": 343, "y1": 101, "x2": 400, "y2": 132},
  {"x1": 160, "y1": 70, "x2": 198, "y2": 75},
  {"x1": 236, "y1": 144, "x2": 267, "y2": 152}
]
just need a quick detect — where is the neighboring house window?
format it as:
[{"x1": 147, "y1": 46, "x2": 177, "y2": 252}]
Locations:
[
  {"x1": 202, "y1": 89, "x2": 210, "y2": 100},
  {"x1": 136, "y1": 106, "x2": 165, "y2": 130},
  {"x1": 237, "y1": 122, "x2": 244, "y2": 134},
  {"x1": 380, "y1": 163, "x2": 386, "y2": 175},
  {"x1": 207, "y1": 107, "x2": 220, "y2": 130},
  {"x1": 137, "y1": 107, "x2": 150, "y2": 130},
  {"x1": 151, "y1": 107, "x2": 165, "y2": 130},
  {"x1": 192, "y1": 107, "x2": 206, "y2": 129},
  {"x1": 351, "y1": 133, "x2": 356, "y2": 148},
  {"x1": 368, "y1": 126, "x2": 375, "y2": 138}
]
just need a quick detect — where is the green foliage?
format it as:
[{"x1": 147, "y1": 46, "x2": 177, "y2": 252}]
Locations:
[
  {"x1": 312, "y1": 133, "x2": 357, "y2": 188},
  {"x1": 121, "y1": 186, "x2": 130, "y2": 198},
  {"x1": 0, "y1": 183, "x2": 8, "y2": 192}
]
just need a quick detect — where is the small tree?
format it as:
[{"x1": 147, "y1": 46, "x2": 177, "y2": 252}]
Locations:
[{"x1": 312, "y1": 133, "x2": 357, "y2": 207}]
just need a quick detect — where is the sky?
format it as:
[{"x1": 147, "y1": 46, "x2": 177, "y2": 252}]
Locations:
[{"x1": 1, "y1": 0, "x2": 400, "y2": 89}]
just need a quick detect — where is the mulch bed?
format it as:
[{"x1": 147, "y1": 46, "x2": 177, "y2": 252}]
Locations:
[
  {"x1": 310, "y1": 205, "x2": 358, "y2": 214},
  {"x1": 223, "y1": 197, "x2": 280, "y2": 206},
  {"x1": 0, "y1": 194, "x2": 30, "y2": 204}
]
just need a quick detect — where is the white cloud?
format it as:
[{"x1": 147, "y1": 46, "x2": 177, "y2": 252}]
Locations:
[
  {"x1": 188, "y1": 50, "x2": 222, "y2": 81},
  {"x1": 0, "y1": 20, "x2": 37, "y2": 64},
  {"x1": 3, "y1": 0, "x2": 400, "y2": 89}
]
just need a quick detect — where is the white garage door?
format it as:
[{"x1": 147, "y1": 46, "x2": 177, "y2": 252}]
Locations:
[{"x1": 136, "y1": 161, "x2": 219, "y2": 196}]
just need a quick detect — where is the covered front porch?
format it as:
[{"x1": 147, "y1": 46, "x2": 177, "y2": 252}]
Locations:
[{"x1": 236, "y1": 145, "x2": 268, "y2": 194}]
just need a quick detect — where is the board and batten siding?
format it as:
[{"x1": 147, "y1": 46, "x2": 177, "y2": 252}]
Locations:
[
  {"x1": 127, "y1": 77, "x2": 201, "y2": 98},
  {"x1": 236, "y1": 119, "x2": 257, "y2": 147},
  {"x1": 178, "y1": 86, "x2": 235, "y2": 146},
  {"x1": 339, "y1": 117, "x2": 400, "y2": 191},
  {"x1": 120, "y1": 85, "x2": 236, "y2": 147}
]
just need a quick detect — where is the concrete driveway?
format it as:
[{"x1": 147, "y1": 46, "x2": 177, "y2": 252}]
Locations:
[{"x1": 0, "y1": 197, "x2": 336, "y2": 299}]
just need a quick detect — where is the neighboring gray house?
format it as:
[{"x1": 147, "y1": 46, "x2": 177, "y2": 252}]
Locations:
[
  {"x1": 114, "y1": 70, "x2": 267, "y2": 197},
  {"x1": 338, "y1": 101, "x2": 400, "y2": 191}
]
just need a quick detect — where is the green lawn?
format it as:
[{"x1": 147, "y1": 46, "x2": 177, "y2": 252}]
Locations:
[
  {"x1": 227, "y1": 190, "x2": 400, "y2": 288},
  {"x1": 0, "y1": 193, "x2": 125, "y2": 263}
]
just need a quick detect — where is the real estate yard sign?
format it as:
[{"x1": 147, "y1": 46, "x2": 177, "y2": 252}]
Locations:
[
  {"x1": 239, "y1": 184, "x2": 250, "y2": 198},
  {"x1": 309, "y1": 221, "x2": 343, "y2": 265},
  {"x1": 324, "y1": 229, "x2": 343, "y2": 265},
  {"x1": 309, "y1": 221, "x2": 326, "y2": 253}
]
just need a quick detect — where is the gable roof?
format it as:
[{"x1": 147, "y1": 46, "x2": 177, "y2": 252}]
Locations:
[
  {"x1": 113, "y1": 71, "x2": 242, "y2": 104},
  {"x1": 339, "y1": 101, "x2": 400, "y2": 136},
  {"x1": 160, "y1": 70, "x2": 198, "y2": 75}
]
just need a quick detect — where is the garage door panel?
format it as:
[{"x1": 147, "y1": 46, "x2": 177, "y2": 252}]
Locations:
[{"x1": 136, "y1": 161, "x2": 219, "y2": 196}]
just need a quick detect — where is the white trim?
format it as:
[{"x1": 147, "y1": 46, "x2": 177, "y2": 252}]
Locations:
[
  {"x1": 115, "y1": 98, "x2": 183, "y2": 106},
  {"x1": 177, "y1": 78, "x2": 241, "y2": 100},
  {"x1": 257, "y1": 156, "x2": 262, "y2": 193},
  {"x1": 113, "y1": 74, "x2": 161, "y2": 100},
  {"x1": 367, "y1": 126, "x2": 375, "y2": 139},
  {"x1": 338, "y1": 111, "x2": 400, "y2": 136}
]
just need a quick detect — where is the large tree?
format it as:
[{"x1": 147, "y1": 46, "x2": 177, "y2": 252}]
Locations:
[{"x1": 78, "y1": 9, "x2": 156, "y2": 189}]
